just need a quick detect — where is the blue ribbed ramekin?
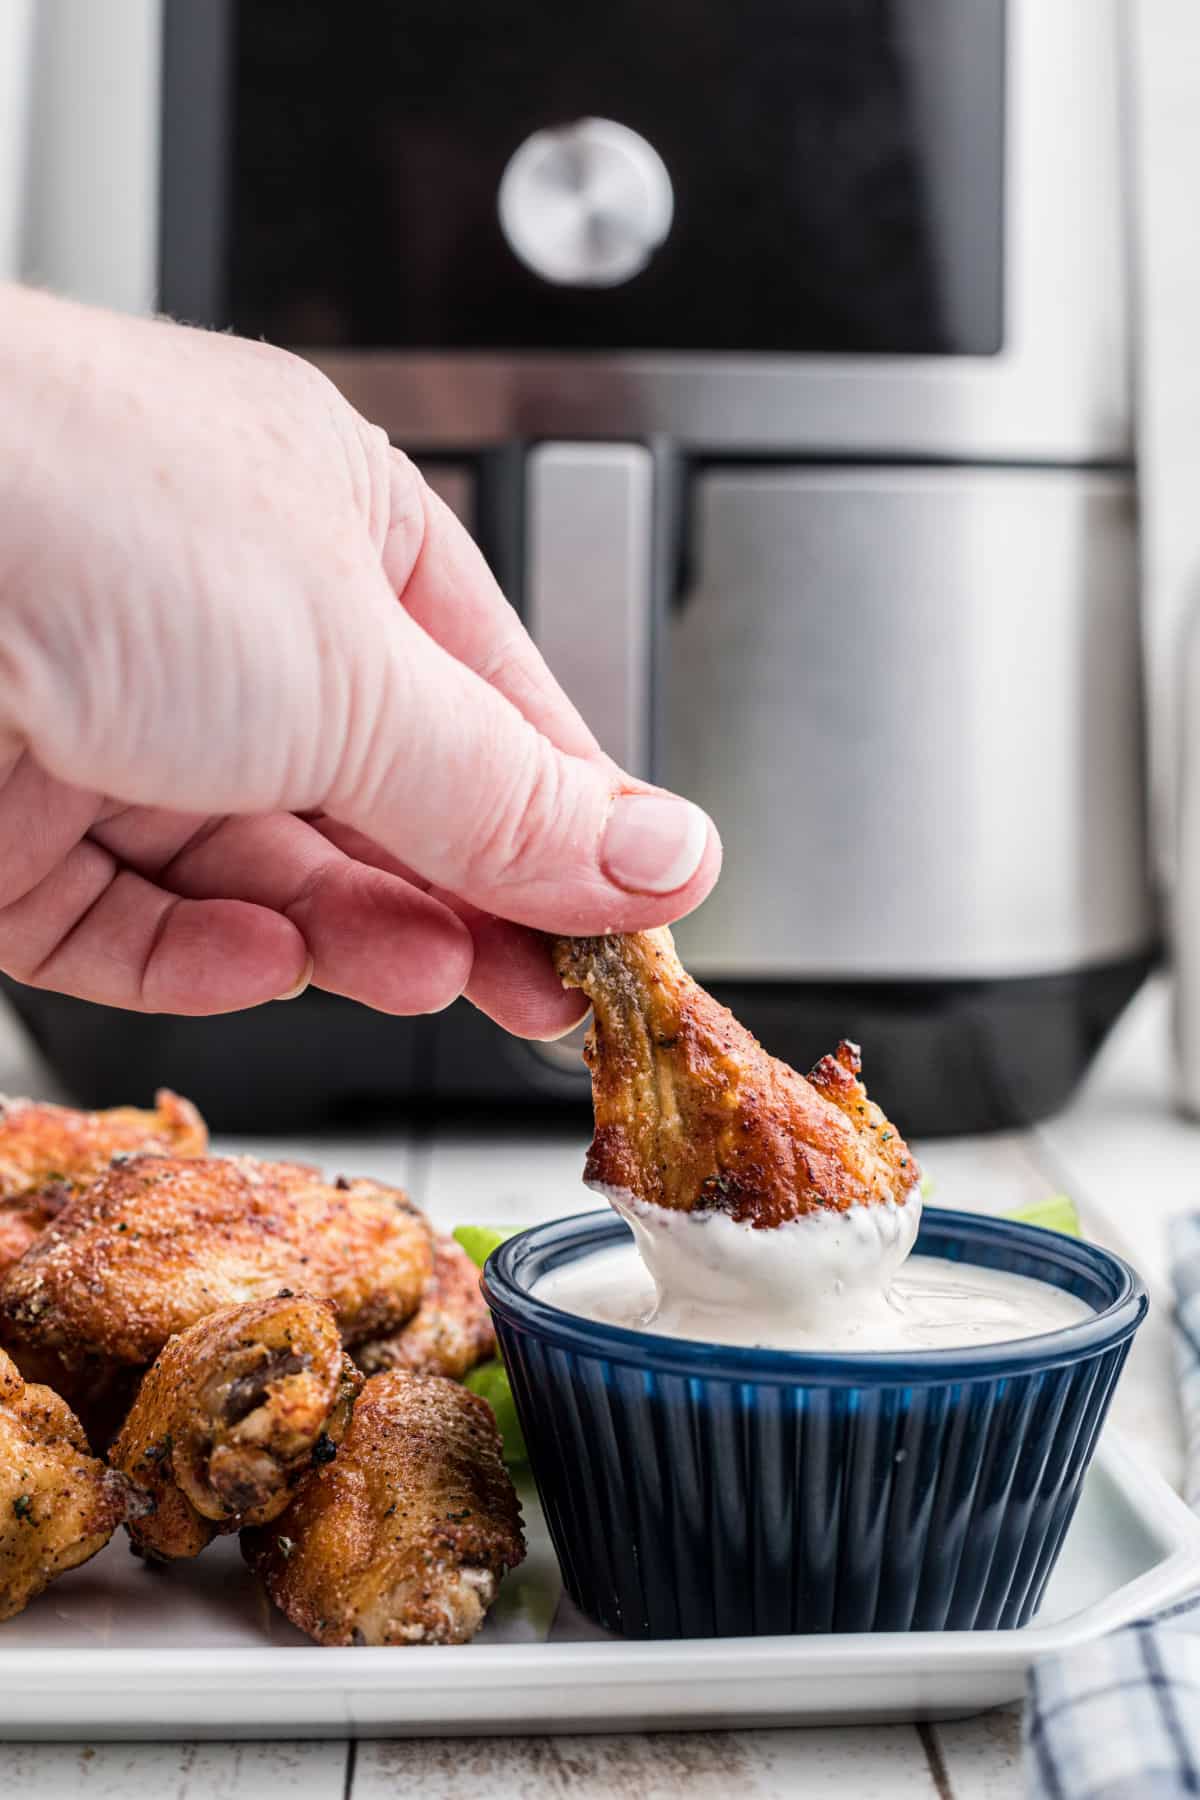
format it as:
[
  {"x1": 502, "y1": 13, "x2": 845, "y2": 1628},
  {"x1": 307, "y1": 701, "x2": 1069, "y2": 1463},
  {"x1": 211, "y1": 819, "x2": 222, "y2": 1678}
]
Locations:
[{"x1": 483, "y1": 1207, "x2": 1147, "y2": 1639}]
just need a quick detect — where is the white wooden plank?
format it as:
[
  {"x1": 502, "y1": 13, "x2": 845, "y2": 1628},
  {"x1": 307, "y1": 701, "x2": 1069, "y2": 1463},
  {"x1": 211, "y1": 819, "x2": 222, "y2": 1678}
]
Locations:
[
  {"x1": 0, "y1": 1740, "x2": 347, "y2": 1800},
  {"x1": 420, "y1": 1124, "x2": 597, "y2": 1232},
  {"x1": 1033, "y1": 977, "x2": 1189, "y2": 1292},
  {"x1": 1031, "y1": 978, "x2": 1186, "y2": 1488},
  {"x1": 214, "y1": 1126, "x2": 417, "y2": 1196},
  {"x1": 912, "y1": 1131, "x2": 1053, "y2": 1217},
  {"x1": 352, "y1": 1728, "x2": 939, "y2": 1800},
  {"x1": 932, "y1": 1708, "x2": 1024, "y2": 1800}
]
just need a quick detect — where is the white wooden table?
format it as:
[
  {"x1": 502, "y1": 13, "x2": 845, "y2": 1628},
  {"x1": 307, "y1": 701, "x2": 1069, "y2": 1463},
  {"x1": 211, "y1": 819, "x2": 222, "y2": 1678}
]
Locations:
[{"x1": 0, "y1": 976, "x2": 1190, "y2": 1800}]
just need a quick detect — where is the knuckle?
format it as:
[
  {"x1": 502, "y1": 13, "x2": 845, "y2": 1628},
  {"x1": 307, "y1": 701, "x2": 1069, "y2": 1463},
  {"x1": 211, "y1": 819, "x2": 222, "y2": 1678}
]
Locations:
[
  {"x1": 381, "y1": 449, "x2": 430, "y2": 585},
  {"x1": 386, "y1": 441, "x2": 420, "y2": 490}
]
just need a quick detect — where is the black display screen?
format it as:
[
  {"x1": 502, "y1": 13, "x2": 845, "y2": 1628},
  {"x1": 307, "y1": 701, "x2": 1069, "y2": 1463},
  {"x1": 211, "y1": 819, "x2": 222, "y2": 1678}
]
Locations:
[{"x1": 163, "y1": 0, "x2": 1005, "y2": 356}]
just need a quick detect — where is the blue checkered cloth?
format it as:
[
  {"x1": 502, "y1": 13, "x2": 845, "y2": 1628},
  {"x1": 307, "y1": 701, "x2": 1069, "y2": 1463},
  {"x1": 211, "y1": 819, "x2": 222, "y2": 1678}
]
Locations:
[{"x1": 1024, "y1": 1215, "x2": 1200, "y2": 1798}]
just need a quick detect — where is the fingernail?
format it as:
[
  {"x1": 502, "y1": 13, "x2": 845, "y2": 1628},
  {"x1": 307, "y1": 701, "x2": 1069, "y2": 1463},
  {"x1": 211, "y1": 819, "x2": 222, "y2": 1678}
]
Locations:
[
  {"x1": 601, "y1": 795, "x2": 709, "y2": 895},
  {"x1": 274, "y1": 955, "x2": 314, "y2": 1002}
]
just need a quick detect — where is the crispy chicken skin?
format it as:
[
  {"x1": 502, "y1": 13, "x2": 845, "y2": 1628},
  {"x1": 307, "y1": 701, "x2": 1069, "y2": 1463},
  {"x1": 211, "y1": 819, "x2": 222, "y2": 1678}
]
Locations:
[
  {"x1": 111, "y1": 1295, "x2": 362, "y2": 1561},
  {"x1": 554, "y1": 929, "x2": 920, "y2": 1229},
  {"x1": 0, "y1": 1090, "x2": 206, "y2": 1273},
  {"x1": 355, "y1": 1234, "x2": 496, "y2": 1380},
  {"x1": 0, "y1": 1346, "x2": 133, "y2": 1620},
  {"x1": 243, "y1": 1372, "x2": 524, "y2": 1646},
  {"x1": 0, "y1": 1156, "x2": 433, "y2": 1377}
]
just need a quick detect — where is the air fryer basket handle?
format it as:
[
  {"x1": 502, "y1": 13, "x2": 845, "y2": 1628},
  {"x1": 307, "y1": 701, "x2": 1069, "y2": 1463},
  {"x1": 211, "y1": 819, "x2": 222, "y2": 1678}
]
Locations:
[{"x1": 523, "y1": 441, "x2": 656, "y2": 778}]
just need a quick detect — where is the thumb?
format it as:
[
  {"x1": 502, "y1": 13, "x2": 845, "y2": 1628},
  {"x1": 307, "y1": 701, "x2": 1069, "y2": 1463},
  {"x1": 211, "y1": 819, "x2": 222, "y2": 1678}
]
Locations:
[{"x1": 330, "y1": 599, "x2": 721, "y2": 934}]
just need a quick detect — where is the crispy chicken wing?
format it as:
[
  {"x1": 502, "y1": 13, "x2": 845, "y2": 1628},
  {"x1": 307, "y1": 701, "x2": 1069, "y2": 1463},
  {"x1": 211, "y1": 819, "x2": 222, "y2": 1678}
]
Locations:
[
  {"x1": 0, "y1": 1346, "x2": 134, "y2": 1620},
  {"x1": 0, "y1": 1156, "x2": 433, "y2": 1378},
  {"x1": 355, "y1": 1235, "x2": 495, "y2": 1380},
  {"x1": 554, "y1": 929, "x2": 920, "y2": 1228},
  {"x1": 0, "y1": 1090, "x2": 206, "y2": 1273},
  {"x1": 242, "y1": 1371, "x2": 524, "y2": 1646},
  {"x1": 14, "y1": 1360, "x2": 144, "y2": 1461},
  {"x1": 0, "y1": 1196, "x2": 67, "y2": 1281},
  {"x1": 111, "y1": 1295, "x2": 361, "y2": 1561}
]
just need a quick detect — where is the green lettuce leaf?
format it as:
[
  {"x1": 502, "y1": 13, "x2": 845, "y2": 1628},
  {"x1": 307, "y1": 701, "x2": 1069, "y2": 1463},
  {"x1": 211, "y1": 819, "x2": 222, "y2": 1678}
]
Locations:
[
  {"x1": 1004, "y1": 1193, "x2": 1082, "y2": 1237},
  {"x1": 463, "y1": 1358, "x2": 527, "y2": 1464},
  {"x1": 455, "y1": 1225, "x2": 529, "y2": 1463},
  {"x1": 453, "y1": 1223, "x2": 521, "y2": 1269}
]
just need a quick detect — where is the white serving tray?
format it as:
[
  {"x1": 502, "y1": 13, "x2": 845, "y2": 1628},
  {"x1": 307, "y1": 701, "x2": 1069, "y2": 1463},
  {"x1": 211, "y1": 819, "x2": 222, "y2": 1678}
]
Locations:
[{"x1": 0, "y1": 1431, "x2": 1195, "y2": 1740}]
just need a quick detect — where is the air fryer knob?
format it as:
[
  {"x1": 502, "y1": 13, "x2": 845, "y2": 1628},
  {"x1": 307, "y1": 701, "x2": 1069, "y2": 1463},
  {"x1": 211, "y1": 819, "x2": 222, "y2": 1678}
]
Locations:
[{"x1": 497, "y1": 117, "x2": 674, "y2": 288}]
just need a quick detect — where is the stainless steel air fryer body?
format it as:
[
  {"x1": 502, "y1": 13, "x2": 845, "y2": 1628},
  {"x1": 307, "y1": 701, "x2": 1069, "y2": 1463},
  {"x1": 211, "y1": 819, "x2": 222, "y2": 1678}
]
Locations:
[{"x1": 5, "y1": 0, "x2": 1152, "y2": 1134}]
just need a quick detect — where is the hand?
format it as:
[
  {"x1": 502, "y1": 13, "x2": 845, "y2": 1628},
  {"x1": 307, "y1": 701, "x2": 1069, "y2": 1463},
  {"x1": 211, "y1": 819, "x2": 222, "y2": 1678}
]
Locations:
[{"x1": 0, "y1": 286, "x2": 719, "y2": 1036}]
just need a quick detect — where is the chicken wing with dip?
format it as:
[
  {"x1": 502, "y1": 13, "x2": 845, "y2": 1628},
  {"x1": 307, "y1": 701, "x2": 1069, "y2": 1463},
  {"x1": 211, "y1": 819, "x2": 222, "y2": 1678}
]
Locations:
[
  {"x1": 554, "y1": 929, "x2": 922, "y2": 1339},
  {"x1": 243, "y1": 1371, "x2": 524, "y2": 1646},
  {"x1": 555, "y1": 928, "x2": 919, "y2": 1222},
  {"x1": 0, "y1": 1156, "x2": 433, "y2": 1384},
  {"x1": 111, "y1": 1294, "x2": 361, "y2": 1561},
  {"x1": 0, "y1": 1346, "x2": 134, "y2": 1620},
  {"x1": 0, "y1": 1090, "x2": 206, "y2": 1274},
  {"x1": 355, "y1": 1234, "x2": 496, "y2": 1381}
]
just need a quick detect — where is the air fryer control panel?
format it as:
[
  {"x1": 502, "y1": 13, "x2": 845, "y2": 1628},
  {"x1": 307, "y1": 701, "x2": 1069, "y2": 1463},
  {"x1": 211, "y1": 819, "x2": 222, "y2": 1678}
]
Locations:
[{"x1": 177, "y1": 0, "x2": 1005, "y2": 357}]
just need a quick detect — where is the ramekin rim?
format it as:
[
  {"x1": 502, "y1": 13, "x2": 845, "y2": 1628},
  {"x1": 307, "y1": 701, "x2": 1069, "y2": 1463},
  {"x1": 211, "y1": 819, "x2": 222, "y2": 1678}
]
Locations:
[{"x1": 481, "y1": 1206, "x2": 1148, "y2": 1385}]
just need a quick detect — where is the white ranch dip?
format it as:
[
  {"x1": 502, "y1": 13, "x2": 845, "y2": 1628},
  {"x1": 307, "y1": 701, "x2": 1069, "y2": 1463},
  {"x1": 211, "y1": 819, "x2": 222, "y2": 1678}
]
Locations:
[{"x1": 535, "y1": 1198, "x2": 1091, "y2": 1353}]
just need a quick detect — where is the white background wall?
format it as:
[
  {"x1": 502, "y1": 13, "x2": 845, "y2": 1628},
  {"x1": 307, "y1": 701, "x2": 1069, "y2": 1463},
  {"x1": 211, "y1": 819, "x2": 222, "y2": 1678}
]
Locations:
[
  {"x1": 0, "y1": 0, "x2": 160, "y2": 312},
  {"x1": 0, "y1": 0, "x2": 36, "y2": 280},
  {"x1": 1131, "y1": 0, "x2": 1200, "y2": 875}
]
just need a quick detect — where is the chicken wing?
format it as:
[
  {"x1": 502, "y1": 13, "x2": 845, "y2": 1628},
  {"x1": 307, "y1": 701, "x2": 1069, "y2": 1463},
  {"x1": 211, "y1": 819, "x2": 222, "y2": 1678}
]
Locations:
[
  {"x1": 0, "y1": 1156, "x2": 433, "y2": 1380},
  {"x1": 242, "y1": 1371, "x2": 524, "y2": 1646},
  {"x1": 355, "y1": 1235, "x2": 495, "y2": 1380},
  {"x1": 554, "y1": 929, "x2": 920, "y2": 1228},
  {"x1": 0, "y1": 1346, "x2": 134, "y2": 1620},
  {"x1": 0, "y1": 1090, "x2": 206, "y2": 1273},
  {"x1": 110, "y1": 1294, "x2": 361, "y2": 1561},
  {"x1": 0, "y1": 1196, "x2": 67, "y2": 1281}
]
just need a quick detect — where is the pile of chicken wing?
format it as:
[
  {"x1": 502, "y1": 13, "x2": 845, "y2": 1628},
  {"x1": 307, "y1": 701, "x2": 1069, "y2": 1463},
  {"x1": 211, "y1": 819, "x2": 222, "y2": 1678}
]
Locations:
[{"x1": 0, "y1": 1091, "x2": 522, "y2": 1644}]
